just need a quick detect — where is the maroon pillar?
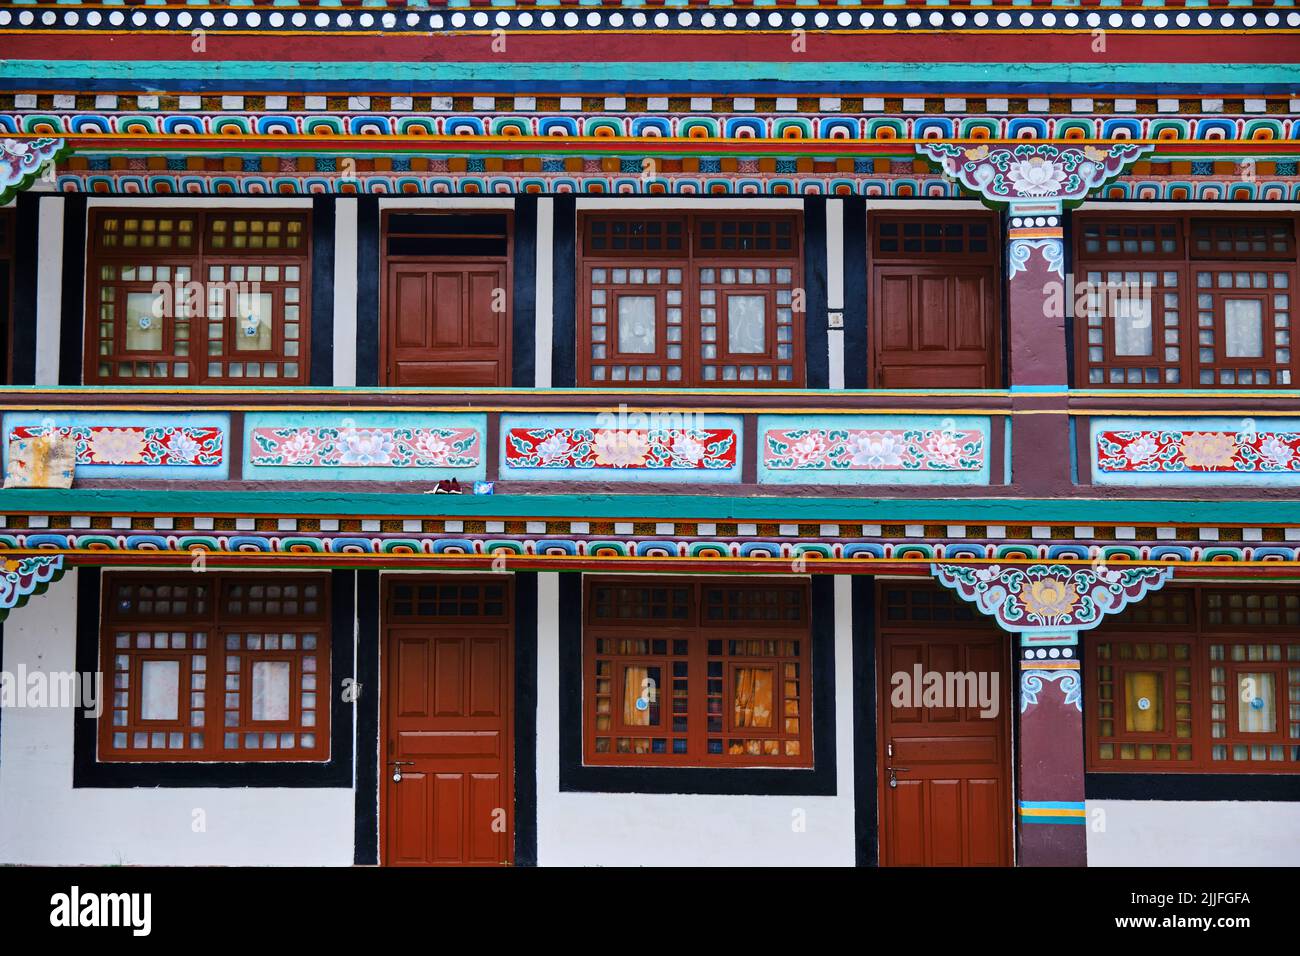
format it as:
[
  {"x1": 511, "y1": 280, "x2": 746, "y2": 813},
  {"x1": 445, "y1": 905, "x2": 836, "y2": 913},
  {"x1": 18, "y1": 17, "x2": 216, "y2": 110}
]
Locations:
[{"x1": 1016, "y1": 632, "x2": 1087, "y2": 866}]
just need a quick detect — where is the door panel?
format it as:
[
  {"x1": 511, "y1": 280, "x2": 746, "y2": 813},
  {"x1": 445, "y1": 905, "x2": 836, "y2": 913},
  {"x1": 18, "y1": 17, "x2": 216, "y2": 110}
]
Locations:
[
  {"x1": 879, "y1": 629, "x2": 1012, "y2": 867},
  {"x1": 383, "y1": 579, "x2": 513, "y2": 867},
  {"x1": 872, "y1": 266, "x2": 998, "y2": 388},
  {"x1": 385, "y1": 261, "x2": 510, "y2": 386}
]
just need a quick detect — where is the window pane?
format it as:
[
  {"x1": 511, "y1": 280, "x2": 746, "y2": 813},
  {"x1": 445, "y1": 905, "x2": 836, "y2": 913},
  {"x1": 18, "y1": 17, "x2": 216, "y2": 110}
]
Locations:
[
  {"x1": 125, "y1": 292, "x2": 164, "y2": 351},
  {"x1": 1224, "y1": 299, "x2": 1264, "y2": 357},
  {"x1": 622, "y1": 664, "x2": 661, "y2": 726},
  {"x1": 1124, "y1": 671, "x2": 1164, "y2": 732},
  {"x1": 727, "y1": 295, "x2": 767, "y2": 354},
  {"x1": 251, "y1": 660, "x2": 292, "y2": 722},
  {"x1": 733, "y1": 666, "x2": 775, "y2": 728},
  {"x1": 1237, "y1": 672, "x2": 1277, "y2": 733},
  {"x1": 1112, "y1": 295, "x2": 1153, "y2": 357},
  {"x1": 140, "y1": 660, "x2": 180, "y2": 721},
  {"x1": 616, "y1": 296, "x2": 656, "y2": 354},
  {"x1": 235, "y1": 291, "x2": 274, "y2": 352}
]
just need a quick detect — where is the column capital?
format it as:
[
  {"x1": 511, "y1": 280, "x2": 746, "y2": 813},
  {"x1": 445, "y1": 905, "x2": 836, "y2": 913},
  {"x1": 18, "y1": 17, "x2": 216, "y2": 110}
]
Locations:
[
  {"x1": 930, "y1": 561, "x2": 1173, "y2": 635},
  {"x1": 0, "y1": 554, "x2": 66, "y2": 622},
  {"x1": 1, "y1": 137, "x2": 65, "y2": 205},
  {"x1": 915, "y1": 142, "x2": 1154, "y2": 216}
]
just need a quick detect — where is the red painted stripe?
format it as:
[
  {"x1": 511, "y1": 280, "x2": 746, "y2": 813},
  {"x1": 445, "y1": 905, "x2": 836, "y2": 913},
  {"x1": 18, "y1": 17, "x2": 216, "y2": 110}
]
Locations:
[{"x1": 2, "y1": 32, "x2": 1296, "y2": 65}]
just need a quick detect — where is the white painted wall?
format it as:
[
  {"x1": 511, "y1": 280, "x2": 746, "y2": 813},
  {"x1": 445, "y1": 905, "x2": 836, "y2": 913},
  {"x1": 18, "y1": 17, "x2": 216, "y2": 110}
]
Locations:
[
  {"x1": 0, "y1": 571, "x2": 354, "y2": 866},
  {"x1": 1087, "y1": 800, "x2": 1300, "y2": 866},
  {"x1": 535, "y1": 574, "x2": 857, "y2": 866}
]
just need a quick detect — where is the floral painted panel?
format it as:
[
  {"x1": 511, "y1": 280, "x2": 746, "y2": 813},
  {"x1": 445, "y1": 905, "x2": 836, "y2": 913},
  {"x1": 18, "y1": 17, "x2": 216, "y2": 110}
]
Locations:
[
  {"x1": 1097, "y1": 430, "x2": 1300, "y2": 473},
  {"x1": 8, "y1": 424, "x2": 223, "y2": 466},
  {"x1": 505, "y1": 427, "x2": 737, "y2": 470},
  {"x1": 764, "y1": 428, "x2": 985, "y2": 471},
  {"x1": 249, "y1": 426, "x2": 480, "y2": 468}
]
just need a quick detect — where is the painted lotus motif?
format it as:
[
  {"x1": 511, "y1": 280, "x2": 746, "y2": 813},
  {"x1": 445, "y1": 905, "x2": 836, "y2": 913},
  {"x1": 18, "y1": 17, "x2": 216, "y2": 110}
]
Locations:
[
  {"x1": 505, "y1": 428, "x2": 737, "y2": 470},
  {"x1": 9, "y1": 425, "x2": 224, "y2": 467},
  {"x1": 1006, "y1": 157, "x2": 1068, "y2": 196},
  {"x1": 1020, "y1": 578, "x2": 1080, "y2": 622},
  {"x1": 249, "y1": 426, "x2": 480, "y2": 468},
  {"x1": 1097, "y1": 430, "x2": 1300, "y2": 473},
  {"x1": 765, "y1": 428, "x2": 984, "y2": 471}
]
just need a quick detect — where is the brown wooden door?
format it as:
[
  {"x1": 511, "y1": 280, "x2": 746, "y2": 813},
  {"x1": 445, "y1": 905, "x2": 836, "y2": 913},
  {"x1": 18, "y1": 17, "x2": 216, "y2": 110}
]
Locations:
[
  {"x1": 871, "y1": 265, "x2": 998, "y2": 388},
  {"x1": 878, "y1": 629, "x2": 1012, "y2": 866},
  {"x1": 385, "y1": 261, "x2": 510, "y2": 386},
  {"x1": 382, "y1": 577, "x2": 513, "y2": 866}
]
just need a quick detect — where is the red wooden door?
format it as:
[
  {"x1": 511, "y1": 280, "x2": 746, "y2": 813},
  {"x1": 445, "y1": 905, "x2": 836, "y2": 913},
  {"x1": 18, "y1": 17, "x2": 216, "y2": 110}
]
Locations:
[
  {"x1": 385, "y1": 262, "x2": 510, "y2": 386},
  {"x1": 871, "y1": 265, "x2": 998, "y2": 388},
  {"x1": 382, "y1": 578, "x2": 513, "y2": 866},
  {"x1": 877, "y1": 629, "x2": 1012, "y2": 866}
]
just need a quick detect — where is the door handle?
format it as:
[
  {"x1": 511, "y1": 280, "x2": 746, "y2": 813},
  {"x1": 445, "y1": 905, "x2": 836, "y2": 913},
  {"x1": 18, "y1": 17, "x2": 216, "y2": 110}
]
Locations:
[
  {"x1": 389, "y1": 759, "x2": 414, "y2": 782},
  {"x1": 887, "y1": 767, "x2": 910, "y2": 789}
]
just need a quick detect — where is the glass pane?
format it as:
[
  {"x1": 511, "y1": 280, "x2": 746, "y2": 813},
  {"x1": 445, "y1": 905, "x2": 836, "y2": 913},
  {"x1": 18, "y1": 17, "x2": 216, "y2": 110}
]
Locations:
[
  {"x1": 733, "y1": 666, "x2": 775, "y2": 729},
  {"x1": 1112, "y1": 295, "x2": 1153, "y2": 357},
  {"x1": 617, "y1": 296, "x2": 656, "y2": 354},
  {"x1": 727, "y1": 295, "x2": 767, "y2": 354},
  {"x1": 125, "y1": 292, "x2": 164, "y2": 351},
  {"x1": 235, "y1": 291, "x2": 275, "y2": 352},
  {"x1": 140, "y1": 660, "x2": 180, "y2": 721},
  {"x1": 251, "y1": 661, "x2": 292, "y2": 722},
  {"x1": 1225, "y1": 299, "x2": 1264, "y2": 358},
  {"x1": 1237, "y1": 672, "x2": 1277, "y2": 733},
  {"x1": 622, "y1": 664, "x2": 660, "y2": 726},
  {"x1": 1124, "y1": 671, "x2": 1163, "y2": 733}
]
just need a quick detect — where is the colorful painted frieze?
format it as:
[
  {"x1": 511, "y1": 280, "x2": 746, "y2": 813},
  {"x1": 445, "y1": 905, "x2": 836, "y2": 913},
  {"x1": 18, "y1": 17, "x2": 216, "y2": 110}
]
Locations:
[
  {"x1": 498, "y1": 413, "x2": 742, "y2": 483},
  {"x1": 243, "y1": 412, "x2": 486, "y2": 481},
  {"x1": 2, "y1": 413, "x2": 229, "y2": 480},
  {"x1": 1092, "y1": 417, "x2": 1300, "y2": 486},
  {"x1": 757, "y1": 415, "x2": 991, "y2": 485}
]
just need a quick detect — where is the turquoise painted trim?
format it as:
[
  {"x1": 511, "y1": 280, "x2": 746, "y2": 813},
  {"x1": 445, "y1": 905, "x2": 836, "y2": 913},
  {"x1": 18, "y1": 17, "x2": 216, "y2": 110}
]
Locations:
[
  {"x1": 1, "y1": 490, "x2": 1297, "y2": 522},
  {"x1": 242, "y1": 411, "x2": 487, "y2": 482},
  {"x1": 1090, "y1": 415, "x2": 1300, "y2": 488},
  {"x1": 1010, "y1": 385, "x2": 1068, "y2": 393},
  {"x1": 756, "y1": 413, "x2": 991, "y2": 486},
  {"x1": 2, "y1": 61, "x2": 1296, "y2": 87},
  {"x1": 1, "y1": 411, "x2": 230, "y2": 480}
]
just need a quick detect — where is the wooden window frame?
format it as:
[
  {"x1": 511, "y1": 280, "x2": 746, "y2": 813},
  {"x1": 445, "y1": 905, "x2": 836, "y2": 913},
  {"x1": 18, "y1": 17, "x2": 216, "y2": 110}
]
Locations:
[
  {"x1": 577, "y1": 211, "x2": 805, "y2": 388},
  {"x1": 1073, "y1": 212, "x2": 1300, "y2": 388},
  {"x1": 1087, "y1": 586, "x2": 1300, "y2": 774},
  {"x1": 582, "y1": 577, "x2": 813, "y2": 768},
  {"x1": 97, "y1": 572, "x2": 331, "y2": 763},
  {"x1": 378, "y1": 209, "x2": 514, "y2": 388},
  {"x1": 84, "y1": 208, "x2": 312, "y2": 386}
]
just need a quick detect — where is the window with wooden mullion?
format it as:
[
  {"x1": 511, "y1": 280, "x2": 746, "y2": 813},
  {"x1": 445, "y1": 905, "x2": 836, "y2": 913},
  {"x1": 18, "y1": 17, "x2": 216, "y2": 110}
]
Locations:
[
  {"x1": 98, "y1": 572, "x2": 329, "y2": 763},
  {"x1": 86, "y1": 210, "x2": 309, "y2": 385}
]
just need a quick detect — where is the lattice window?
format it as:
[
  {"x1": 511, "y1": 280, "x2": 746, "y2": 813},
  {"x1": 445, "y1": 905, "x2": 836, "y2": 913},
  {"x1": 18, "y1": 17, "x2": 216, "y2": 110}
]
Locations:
[
  {"x1": 584, "y1": 578, "x2": 812, "y2": 767},
  {"x1": 1193, "y1": 268, "x2": 1291, "y2": 385},
  {"x1": 585, "y1": 264, "x2": 686, "y2": 383},
  {"x1": 881, "y1": 584, "x2": 983, "y2": 625},
  {"x1": 697, "y1": 264, "x2": 798, "y2": 383},
  {"x1": 1093, "y1": 640, "x2": 1196, "y2": 764},
  {"x1": 1082, "y1": 268, "x2": 1183, "y2": 385},
  {"x1": 86, "y1": 209, "x2": 310, "y2": 385},
  {"x1": 1089, "y1": 586, "x2": 1300, "y2": 773},
  {"x1": 389, "y1": 580, "x2": 508, "y2": 620},
  {"x1": 1075, "y1": 215, "x2": 1299, "y2": 389},
  {"x1": 579, "y1": 213, "x2": 804, "y2": 387},
  {"x1": 99, "y1": 572, "x2": 330, "y2": 763},
  {"x1": 874, "y1": 218, "x2": 993, "y2": 258}
]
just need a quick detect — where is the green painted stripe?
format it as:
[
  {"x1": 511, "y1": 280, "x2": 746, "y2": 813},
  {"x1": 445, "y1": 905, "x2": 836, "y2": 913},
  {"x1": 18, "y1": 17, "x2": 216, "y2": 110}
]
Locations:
[
  {"x1": 2, "y1": 489, "x2": 1298, "y2": 522},
  {"x1": 2, "y1": 60, "x2": 1295, "y2": 86}
]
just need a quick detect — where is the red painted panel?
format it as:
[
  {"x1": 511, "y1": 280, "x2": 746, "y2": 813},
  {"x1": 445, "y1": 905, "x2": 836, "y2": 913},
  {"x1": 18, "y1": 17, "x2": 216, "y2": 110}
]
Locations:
[
  {"x1": 469, "y1": 638, "x2": 502, "y2": 718},
  {"x1": 927, "y1": 779, "x2": 963, "y2": 867},
  {"x1": 468, "y1": 773, "x2": 505, "y2": 865},
  {"x1": 397, "y1": 638, "x2": 429, "y2": 717},
  {"x1": 433, "y1": 639, "x2": 465, "y2": 717},
  {"x1": 394, "y1": 271, "x2": 429, "y2": 349},
  {"x1": 432, "y1": 271, "x2": 464, "y2": 347},
  {"x1": 431, "y1": 773, "x2": 465, "y2": 864}
]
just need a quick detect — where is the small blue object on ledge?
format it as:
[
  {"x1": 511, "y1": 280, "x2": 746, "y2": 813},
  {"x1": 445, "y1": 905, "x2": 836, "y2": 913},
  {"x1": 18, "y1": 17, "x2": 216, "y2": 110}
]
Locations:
[{"x1": 473, "y1": 481, "x2": 494, "y2": 496}]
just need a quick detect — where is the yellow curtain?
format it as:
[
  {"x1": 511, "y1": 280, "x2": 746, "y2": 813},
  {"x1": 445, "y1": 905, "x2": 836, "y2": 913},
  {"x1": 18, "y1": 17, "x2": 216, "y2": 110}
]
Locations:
[
  {"x1": 734, "y1": 667, "x2": 774, "y2": 729},
  {"x1": 623, "y1": 665, "x2": 649, "y2": 726}
]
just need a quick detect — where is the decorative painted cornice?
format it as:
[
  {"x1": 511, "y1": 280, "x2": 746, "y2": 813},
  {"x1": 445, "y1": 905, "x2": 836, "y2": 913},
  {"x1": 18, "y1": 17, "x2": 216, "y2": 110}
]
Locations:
[
  {"x1": 0, "y1": 135, "x2": 62, "y2": 204},
  {"x1": 0, "y1": 553, "x2": 65, "y2": 622},
  {"x1": 916, "y1": 141, "x2": 1155, "y2": 212},
  {"x1": 930, "y1": 562, "x2": 1174, "y2": 633}
]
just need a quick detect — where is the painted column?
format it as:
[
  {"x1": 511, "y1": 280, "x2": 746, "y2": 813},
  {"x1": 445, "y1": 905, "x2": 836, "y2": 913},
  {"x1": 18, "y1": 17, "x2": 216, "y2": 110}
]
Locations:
[
  {"x1": 915, "y1": 143, "x2": 1154, "y2": 493},
  {"x1": 931, "y1": 561, "x2": 1174, "y2": 867},
  {"x1": 1016, "y1": 629, "x2": 1085, "y2": 865}
]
